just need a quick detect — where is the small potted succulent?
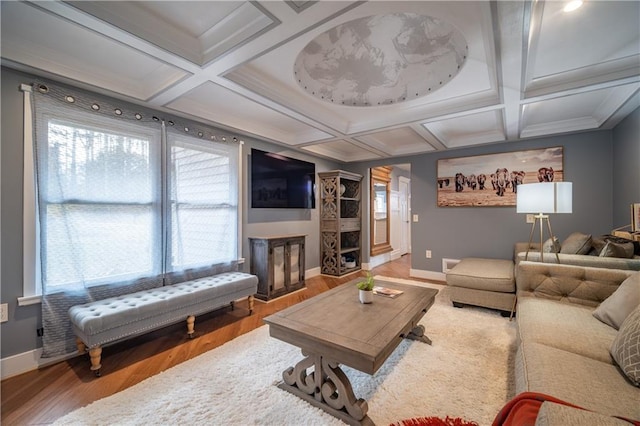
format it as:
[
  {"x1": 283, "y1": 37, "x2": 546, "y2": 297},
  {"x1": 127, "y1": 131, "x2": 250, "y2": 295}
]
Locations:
[{"x1": 356, "y1": 272, "x2": 374, "y2": 304}]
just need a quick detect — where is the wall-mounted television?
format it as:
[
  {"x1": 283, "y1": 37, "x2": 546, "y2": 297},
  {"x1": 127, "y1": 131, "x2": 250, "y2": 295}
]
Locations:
[{"x1": 250, "y1": 149, "x2": 316, "y2": 209}]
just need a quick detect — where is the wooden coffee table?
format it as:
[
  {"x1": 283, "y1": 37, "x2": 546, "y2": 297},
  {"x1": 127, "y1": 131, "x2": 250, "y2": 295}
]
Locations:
[{"x1": 263, "y1": 278, "x2": 438, "y2": 425}]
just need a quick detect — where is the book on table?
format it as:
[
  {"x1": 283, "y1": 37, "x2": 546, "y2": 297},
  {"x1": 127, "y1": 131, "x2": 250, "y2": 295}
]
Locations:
[{"x1": 373, "y1": 286, "x2": 403, "y2": 298}]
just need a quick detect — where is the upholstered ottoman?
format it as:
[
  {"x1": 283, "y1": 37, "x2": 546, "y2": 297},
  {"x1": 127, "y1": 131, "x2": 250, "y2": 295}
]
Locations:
[{"x1": 446, "y1": 257, "x2": 516, "y2": 315}]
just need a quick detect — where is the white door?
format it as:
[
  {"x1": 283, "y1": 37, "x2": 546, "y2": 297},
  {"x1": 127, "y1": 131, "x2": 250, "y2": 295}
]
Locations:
[
  {"x1": 398, "y1": 176, "x2": 411, "y2": 254},
  {"x1": 390, "y1": 190, "x2": 402, "y2": 259}
]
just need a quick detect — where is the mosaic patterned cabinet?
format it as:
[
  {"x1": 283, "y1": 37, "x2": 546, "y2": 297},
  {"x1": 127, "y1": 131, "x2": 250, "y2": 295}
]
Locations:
[{"x1": 318, "y1": 170, "x2": 363, "y2": 276}]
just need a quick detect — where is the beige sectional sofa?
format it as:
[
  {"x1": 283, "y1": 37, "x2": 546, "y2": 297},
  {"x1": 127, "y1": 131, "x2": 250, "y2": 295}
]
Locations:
[
  {"x1": 515, "y1": 231, "x2": 640, "y2": 271},
  {"x1": 514, "y1": 260, "x2": 640, "y2": 424},
  {"x1": 447, "y1": 233, "x2": 640, "y2": 316}
]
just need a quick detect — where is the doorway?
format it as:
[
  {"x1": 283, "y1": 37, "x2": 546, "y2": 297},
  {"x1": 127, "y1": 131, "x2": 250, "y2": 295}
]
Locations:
[
  {"x1": 380, "y1": 165, "x2": 411, "y2": 261},
  {"x1": 398, "y1": 175, "x2": 411, "y2": 255}
]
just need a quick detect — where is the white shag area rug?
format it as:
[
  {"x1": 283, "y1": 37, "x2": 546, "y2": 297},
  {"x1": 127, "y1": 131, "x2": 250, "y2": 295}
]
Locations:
[{"x1": 54, "y1": 276, "x2": 516, "y2": 426}]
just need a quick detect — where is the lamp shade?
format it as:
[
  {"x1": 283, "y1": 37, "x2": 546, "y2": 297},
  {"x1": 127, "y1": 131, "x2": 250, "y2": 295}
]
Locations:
[{"x1": 516, "y1": 182, "x2": 572, "y2": 214}]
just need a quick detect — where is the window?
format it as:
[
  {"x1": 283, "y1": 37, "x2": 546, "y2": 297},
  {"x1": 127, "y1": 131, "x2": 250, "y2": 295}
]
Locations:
[
  {"x1": 22, "y1": 85, "x2": 240, "y2": 301},
  {"x1": 167, "y1": 131, "x2": 238, "y2": 272},
  {"x1": 37, "y1": 115, "x2": 161, "y2": 291}
]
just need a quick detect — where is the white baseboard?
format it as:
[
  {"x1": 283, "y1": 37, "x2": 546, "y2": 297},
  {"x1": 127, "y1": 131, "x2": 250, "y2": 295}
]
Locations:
[
  {"x1": 410, "y1": 268, "x2": 446, "y2": 282},
  {"x1": 390, "y1": 249, "x2": 403, "y2": 261},
  {"x1": 1, "y1": 348, "x2": 76, "y2": 380},
  {"x1": 368, "y1": 253, "x2": 392, "y2": 269},
  {"x1": 306, "y1": 267, "x2": 320, "y2": 278},
  {"x1": 442, "y1": 258, "x2": 461, "y2": 274}
]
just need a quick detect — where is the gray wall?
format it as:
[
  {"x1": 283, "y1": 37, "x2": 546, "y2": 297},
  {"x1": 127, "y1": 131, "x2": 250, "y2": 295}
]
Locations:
[
  {"x1": 2, "y1": 64, "x2": 637, "y2": 360},
  {"x1": 241, "y1": 142, "x2": 340, "y2": 274},
  {"x1": 352, "y1": 131, "x2": 619, "y2": 272},
  {"x1": 0, "y1": 67, "x2": 339, "y2": 358},
  {"x1": 612, "y1": 107, "x2": 640, "y2": 228}
]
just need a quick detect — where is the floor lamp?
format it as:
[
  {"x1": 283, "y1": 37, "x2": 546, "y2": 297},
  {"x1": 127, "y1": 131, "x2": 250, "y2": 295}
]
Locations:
[{"x1": 516, "y1": 182, "x2": 572, "y2": 263}]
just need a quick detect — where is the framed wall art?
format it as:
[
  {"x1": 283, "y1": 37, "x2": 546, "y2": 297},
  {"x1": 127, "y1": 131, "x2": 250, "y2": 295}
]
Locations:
[{"x1": 437, "y1": 146, "x2": 564, "y2": 207}]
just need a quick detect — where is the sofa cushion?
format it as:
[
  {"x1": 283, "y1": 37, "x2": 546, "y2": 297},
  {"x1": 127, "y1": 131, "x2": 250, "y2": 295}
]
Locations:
[
  {"x1": 560, "y1": 232, "x2": 592, "y2": 255},
  {"x1": 600, "y1": 241, "x2": 635, "y2": 259},
  {"x1": 515, "y1": 341, "x2": 640, "y2": 420},
  {"x1": 515, "y1": 261, "x2": 632, "y2": 307},
  {"x1": 593, "y1": 272, "x2": 640, "y2": 329},
  {"x1": 610, "y1": 305, "x2": 640, "y2": 387},
  {"x1": 517, "y1": 297, "x2": 617, "y2": 363}
]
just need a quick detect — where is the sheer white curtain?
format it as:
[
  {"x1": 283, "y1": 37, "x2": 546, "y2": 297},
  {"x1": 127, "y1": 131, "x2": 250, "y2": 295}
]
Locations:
[
  {"x1": 33, "y1": 88, "x2": 164, "y2": 356},
  {"x1": 31, "y1": 82, "x2": 241, "y2": 357},
  {"x1": 34, "y1": 94, "x2": 163, "y2": 293}
]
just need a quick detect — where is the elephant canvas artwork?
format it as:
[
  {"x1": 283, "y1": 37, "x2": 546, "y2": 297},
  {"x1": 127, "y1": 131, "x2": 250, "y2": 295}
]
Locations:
[{"x1": 437, "y1": 146, "x2": 564, "y2": 207}]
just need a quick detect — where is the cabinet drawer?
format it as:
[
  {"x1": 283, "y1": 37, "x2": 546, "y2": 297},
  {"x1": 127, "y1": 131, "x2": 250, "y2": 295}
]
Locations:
[{"x1": 340, "y1": 218, "x2": 360, "y2": 231}]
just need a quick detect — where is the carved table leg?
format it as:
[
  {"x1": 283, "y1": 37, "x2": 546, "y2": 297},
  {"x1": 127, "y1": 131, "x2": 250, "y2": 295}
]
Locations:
[
  {"x1": 89, "y1": 346, "x2": 102, "y2": 376},
  {"x1": 279, "y1": 350, "x2": 373, "y2": 426},
  {"x1": 186, "y1": 315, "x2": 195, "y2": 338},
  {"x1": 405, "y1": 325, "x2": 432, "y2": 345}
]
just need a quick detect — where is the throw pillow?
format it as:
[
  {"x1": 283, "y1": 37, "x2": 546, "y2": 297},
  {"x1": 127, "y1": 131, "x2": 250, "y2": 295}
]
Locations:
[
  {"x1": 603, "y1": 234, "x2": 640, "y2": 256},
  {"x1": 593, "y1": 272, "x2": 640, "y2": 329},
  {"x1": 610, "y1": 304, "x2": 640, "y2": 387},
  {"x1": 542, "y1": 237, "x2": 561, "y2": 253},
  {"x1": 589, "y1": 237, "x2": 607, "y2": 256},
  {"x1": 559, "y1": 232, "x2": 592, "y2": 255},
  {"x1": 599, "y1": 241, "x2": 635, "y2": 259}
]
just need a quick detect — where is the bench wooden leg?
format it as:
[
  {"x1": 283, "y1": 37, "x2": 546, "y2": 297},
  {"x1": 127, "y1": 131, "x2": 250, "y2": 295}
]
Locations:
[
  {"x1": 76, "y1": 337, "x2": 86, "y2": 354},
  {"x1": 186, "y1": 315, "x2": 195, "y2": 338},
  {"x1": 248, "y1": 294, "x2": 254, "y2": 315},
  {"x1": 89, "y1": 346, "x2": 102, "y2": 376}
]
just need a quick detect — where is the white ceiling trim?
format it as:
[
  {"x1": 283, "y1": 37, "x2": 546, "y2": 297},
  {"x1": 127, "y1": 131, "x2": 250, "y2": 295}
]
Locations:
[{"x1": 2, "y1": 0, "x2": 638, "y2": 163}]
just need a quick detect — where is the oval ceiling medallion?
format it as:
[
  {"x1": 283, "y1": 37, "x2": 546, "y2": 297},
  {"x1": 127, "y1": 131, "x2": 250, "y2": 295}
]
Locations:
[{"x1": 294, "y1": 13, "x2": 468, "y2": 107}]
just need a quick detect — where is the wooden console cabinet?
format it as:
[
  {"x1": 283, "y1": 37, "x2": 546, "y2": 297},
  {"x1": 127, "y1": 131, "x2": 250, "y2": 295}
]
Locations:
[{"x1": 249, "y1": 235, "x2": 305, "y2": 301}]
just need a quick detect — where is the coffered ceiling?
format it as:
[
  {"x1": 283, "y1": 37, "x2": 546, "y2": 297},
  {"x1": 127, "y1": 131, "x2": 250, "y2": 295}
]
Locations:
[{"x1": 2, "y1": 1, "x2": 639, "y2": 162}]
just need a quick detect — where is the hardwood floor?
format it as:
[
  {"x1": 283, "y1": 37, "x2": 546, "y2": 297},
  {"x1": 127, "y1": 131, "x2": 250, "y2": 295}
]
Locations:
[{"x1": 1, "y1": 255, "x2": 439, "y2": 425}]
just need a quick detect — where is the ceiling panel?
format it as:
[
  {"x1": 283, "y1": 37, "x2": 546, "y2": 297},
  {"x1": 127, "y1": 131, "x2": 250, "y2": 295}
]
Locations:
[
  {"x1": 355, "y1": 127, "x2": 436, "y2": 155},
  {"x1": 302, "y1": 140, "x2": 383, "y2": 162},
  {"x1": 166, "y1": 81, "x2": 333, "y2": 145},
  {"x1": 68, "y1": 1, "x2": 277, "y2": 66},
  {"x1": 423, "y1": 110, "x2": 505, "y2": 148},
  {"x1": 521, "y1": 83, "x2": 640, "y2": 138},
  {"x1": 1, "y1": 1, "x2": 188, "y2": 100},
  {"x1": 525, "y1": 1, "x2": 640, "y2": 97}
]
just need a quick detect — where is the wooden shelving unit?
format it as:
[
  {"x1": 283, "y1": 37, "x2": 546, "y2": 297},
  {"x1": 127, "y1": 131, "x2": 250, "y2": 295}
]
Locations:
[{"x1": 318, "y1": 170, "x2": 363, "y2": 276}]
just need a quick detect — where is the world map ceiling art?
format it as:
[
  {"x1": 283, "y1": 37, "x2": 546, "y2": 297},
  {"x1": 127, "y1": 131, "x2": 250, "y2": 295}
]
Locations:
[{"x1": 294, "y1": 13, "x2": 468, "y2": 107}]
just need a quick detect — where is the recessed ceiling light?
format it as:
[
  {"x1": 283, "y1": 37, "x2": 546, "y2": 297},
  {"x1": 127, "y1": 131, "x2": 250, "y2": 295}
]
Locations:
[{"x1": 564, "y1": 0, "x2": 583, "y2": 12}]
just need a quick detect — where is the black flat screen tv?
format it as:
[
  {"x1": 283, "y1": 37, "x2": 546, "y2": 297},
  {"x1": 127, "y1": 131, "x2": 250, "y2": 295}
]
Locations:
[{"x1": 250, "y1": 149, "x2": 316, "y2": 209}]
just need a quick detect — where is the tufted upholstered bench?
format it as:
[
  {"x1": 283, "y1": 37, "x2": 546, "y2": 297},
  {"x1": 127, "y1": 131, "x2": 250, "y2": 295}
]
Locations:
[
  {"x1": 446, "y1": 257, "x2": 516, "y2": 316},
  {"x1": 69, "y1": 271, "x2": 258, "y2": 376}
]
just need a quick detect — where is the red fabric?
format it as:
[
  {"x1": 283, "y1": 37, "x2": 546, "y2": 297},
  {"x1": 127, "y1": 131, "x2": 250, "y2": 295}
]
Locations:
[
  {"x1": 492, "y1": 392, "x2": 640, "y2": 426},
  {"x1": 392, "y1": 416, "x2": 478, "y2": 426}
]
